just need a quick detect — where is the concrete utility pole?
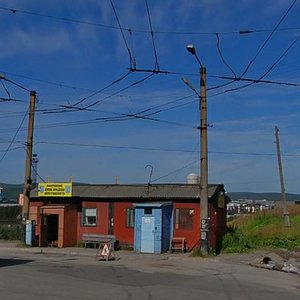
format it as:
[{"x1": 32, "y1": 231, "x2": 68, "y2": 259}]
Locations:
[
  {"x1": 199, "y1": 66, "x2": 209, "y2": 254},
  {"x1": 185, "y1": 45, "x2": 209, "y2": 255},
  {"x1": 274, "y1": 126, "x2": 291, "y2": 227},
  {"x1": 22, "y1": 91, "x2": 36, "y2": 221}
]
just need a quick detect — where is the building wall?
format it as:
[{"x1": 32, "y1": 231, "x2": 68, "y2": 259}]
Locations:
[
  {"x1": 77, "y1": 201, "x2": 109, "y2": 242},
  {"x1": 210, "y1": 204, "x2": 227, "y2": 253},
  {"x1": 113, "y1": 202, "x2": 134, "y2": 247},
  {"x1": 153, "y1": 209, "x2": 163, "y2": 253},
  {"x1": 161, "y1": 205, "x2": 173, "y2": 252},
  {"x1": 173, "y1": 202, "x2": 200, "y2": 250},
  {"x1": 29, "y1": 196, "x2": 226, "y2": 251},
  {"x1": 29, "y1": 201, "x2": 43, "y2": 242},
  {"x1": 63, "y1": 206, "x2": 78, "y2": 247}
]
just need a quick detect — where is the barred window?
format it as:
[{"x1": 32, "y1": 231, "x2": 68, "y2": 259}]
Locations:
[
  {"x1": 82, "y1": 208, "x2": 97, "y2": 226},
  {"x1": 175, "y1": 208, "x2": 194, "y2": 230},
  {"x1": 126, "y1": 208, "x2": 135, "y2": 228}
]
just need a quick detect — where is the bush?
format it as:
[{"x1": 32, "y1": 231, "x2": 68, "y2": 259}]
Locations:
[
  {"x1": 0, "y1": 224, "x2": 21, "y2": 240},
  {"x1": 221, "y1": 206, "x2": 300, "y2": 253}
]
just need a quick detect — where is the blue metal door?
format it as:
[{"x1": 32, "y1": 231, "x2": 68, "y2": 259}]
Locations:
[
  {"x1": 141, "y1": 217, "x2": 155, "y2": 253},
  {"x1": 25, "y1": 220, "x2": 34, "y2": 246}
]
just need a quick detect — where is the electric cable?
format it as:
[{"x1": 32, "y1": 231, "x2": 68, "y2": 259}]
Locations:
[
  {"x1": 152, "y1": 159, "x2": 200, "y2": 183},
  {"x1": 239, "y1": 0, "x2": 297, "y2": 78},
  {"x1": 81, "y1": 72, "x2": 155, "y2": 110},
  {"x1": 0, "y1": 80, "x2": 11, "y2": 100},
  {"x1": 0, "y1": 108, "x2": 28, "y2": 165},
  {"x1": 1, "y1": 6, "x2": 300, "y2": 36},
  {"x1": 109, "y1": 0, "x2": 134, "y2": 69},
  {"x1": 0, "y1": 75, "x2": 31, "y2": 93},
  {"x1": 145, "y1": 0, "x2": 160, "y2": 71},
  {"x1": 224, "y1": 32, "x2": 300, "y2": 93},
  {"x1": 36, "y1": 70, "x2": 132, "y2": 113},
  {"x1": 215, "y1": 33, "x2": 237, "y2": 78}
]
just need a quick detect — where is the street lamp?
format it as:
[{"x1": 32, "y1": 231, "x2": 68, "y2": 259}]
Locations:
[{"x1": 185, "y1": 44, "x2": 209, "y2": 255}]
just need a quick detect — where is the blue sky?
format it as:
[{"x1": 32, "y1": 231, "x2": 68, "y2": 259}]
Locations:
[{"x1": 0, "y1": 0, "x2": 299, "y2": 193}]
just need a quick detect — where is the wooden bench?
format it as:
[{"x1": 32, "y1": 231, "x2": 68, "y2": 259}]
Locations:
[
  {"x1": 82, "y1": 234, "x2": 116, "y2": 249},
  {"x1": 170, "y1": 237, "x2": 186, "y2": 253}
]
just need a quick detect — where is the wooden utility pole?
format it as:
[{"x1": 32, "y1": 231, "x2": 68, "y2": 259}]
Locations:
[
  {"x1": 22, "y1": 91, "x2": 36, "y2": 220},
  {"x1": 274, "y1": 126, "x2": 291, "y2": 227}
]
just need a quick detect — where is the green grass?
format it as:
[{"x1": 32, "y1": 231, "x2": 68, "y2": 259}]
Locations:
[
  {"x1": 222, "y1": 205, "x2": 300, "y2": 253},
  {"x1": 0, "y1": 224, "x2": 21, "y2": 240}
]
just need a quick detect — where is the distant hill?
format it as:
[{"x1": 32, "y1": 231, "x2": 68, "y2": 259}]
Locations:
[
  {"x1": 228, "y1": 192, "x2": 300, "y2": 202},
  {"x1": 0, "y1": 183, "x2": 23, "y2": 202}
]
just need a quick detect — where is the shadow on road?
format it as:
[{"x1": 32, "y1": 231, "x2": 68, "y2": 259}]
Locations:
[{"x1": 0, "y1": 258, "x2": 33, "y2": 268}]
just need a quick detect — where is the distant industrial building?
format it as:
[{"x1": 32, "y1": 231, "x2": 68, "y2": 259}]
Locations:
[{"x1": 227, "y1": 199, "x2": 275, "y2": 217}]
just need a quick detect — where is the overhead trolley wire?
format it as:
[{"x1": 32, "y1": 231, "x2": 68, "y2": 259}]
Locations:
[
  {"x1": 0, "y1": 74, "x2": 31, "y2": 93},
  {"x1": 224, "y1": 32, "x2": 300, "y2": 93},
  {"x1": 36, "y1": 70, "x2": 132, "y2": 114},
  {"x1": 109, "y1": 0, "x2": 135, "y2": 69},
  {"x1": 78, "y1": 72, "x2": 155, "y2": 110},
  {"x1": 215, "y1": 33, "x2": 237, "y2": 79},
  {"x1": 1, "y1": 6, "x2": 300, "y2": 36},
  {"x1": 145, "y1": 0, "x2": 160, "y2": 71},
  {"x1": 239, "y1": 0, "x2": 297, "y2": 78},
  {"x1": 0, "y1": 108, "x2": 28, "y2": 165}
]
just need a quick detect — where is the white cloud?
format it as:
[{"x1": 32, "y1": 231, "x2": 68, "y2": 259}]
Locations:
[{"x1": 0, "y1": 27, "x2": 71, "y2": 57}]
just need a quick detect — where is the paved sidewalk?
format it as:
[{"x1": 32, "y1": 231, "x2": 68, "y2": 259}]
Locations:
[
  {"x1": 0, "y1": 240, "x2": 190, "y2": 261},
  {"x1": 1, "y1": 240, "x2": 299, "y2": 274}
]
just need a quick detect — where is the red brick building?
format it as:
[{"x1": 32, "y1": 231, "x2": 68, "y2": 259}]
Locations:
[{"x1": 29, "y1": 183, "x2": 228, "y2": 252}]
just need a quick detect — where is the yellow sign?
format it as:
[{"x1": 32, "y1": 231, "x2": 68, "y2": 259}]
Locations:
[{"x1": 38, "y1": 183, "x2": 72, "y2": 197}]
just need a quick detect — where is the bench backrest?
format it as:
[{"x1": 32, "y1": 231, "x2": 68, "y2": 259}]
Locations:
[{"x1": 82, "y1": 233, "x2": 115, "y2": 242}]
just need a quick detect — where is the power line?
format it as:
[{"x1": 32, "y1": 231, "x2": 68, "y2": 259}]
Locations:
[
  {"x1": 36, "y1": 70, "x2": 132, "y2": 113},
  {"x1": 214, "y1": 75, "x2": 300, "y2": 88},
  {"x1": 0, "y1": 74, "x2": 31, "y2": 92},
  {"x1": 224, "y1": 32, "x2": 300, "y2": 93},
  {"x1": 84, "y1": 72, "x2": 155, "y2": 110},
  {"x1": 0, "y1": 109, "x2": 28, "y2": 165},
  {"x1": 109, "y1": 0, "x2": 134, "y2": 69},
  {"x1": 0, "y1": 80, "x2": 11, "y2": 100},
  {"x1": 0, "y1": 111, "x2": 196, "y2": 133},
  {"x1": 0, "y1": 70, "x2": 98, "y2": 92},
  {"x1": 1, "y1": 6, "x2": 300, "y2": 36},
  {"x1": 34, "y1": 140, "x2": 300, "y2": 157},
  {"x1": 145, "y1": 0, "x2": 160, "y2": 71},
  {"x1": 152, "y1": 159, "x2": 200, "y2": 183},
  {"x1": 239, "y1": 0, "x2": 297, "y2": 78},
  {"x1": 36, "y1": 141, "x2": 198, "y2": 153},
  {"x1": 215, "y1": 33, "x2": 237, "y2": 78},
  {"x1": 40, "y1": 72, "x2": 156, "y2": 114},
  {"x1": 36, "y1": 72, "x2": 154, "y2": 114},
  {"x1": 31, "y1": 164, "x2": 45, "y2": 183},
  {"x1": 209, "y1": 151, "x2": 300, "y2": 157},
  {"x1": 0, "y1": 146, "x2": 24, "y2": 153},
  {"x1": 65, "y1": 70, "x2": 132, "y2": 109}
]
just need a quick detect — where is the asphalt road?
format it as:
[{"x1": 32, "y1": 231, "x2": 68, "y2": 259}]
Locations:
[{"x1": 0, "y1": 248, "x2": 299, "y2": 300}]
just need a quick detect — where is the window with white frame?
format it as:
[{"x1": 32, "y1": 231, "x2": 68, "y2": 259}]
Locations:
[{"x1": 82, "y1": 208, "x2": 97, "y2": 226}]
